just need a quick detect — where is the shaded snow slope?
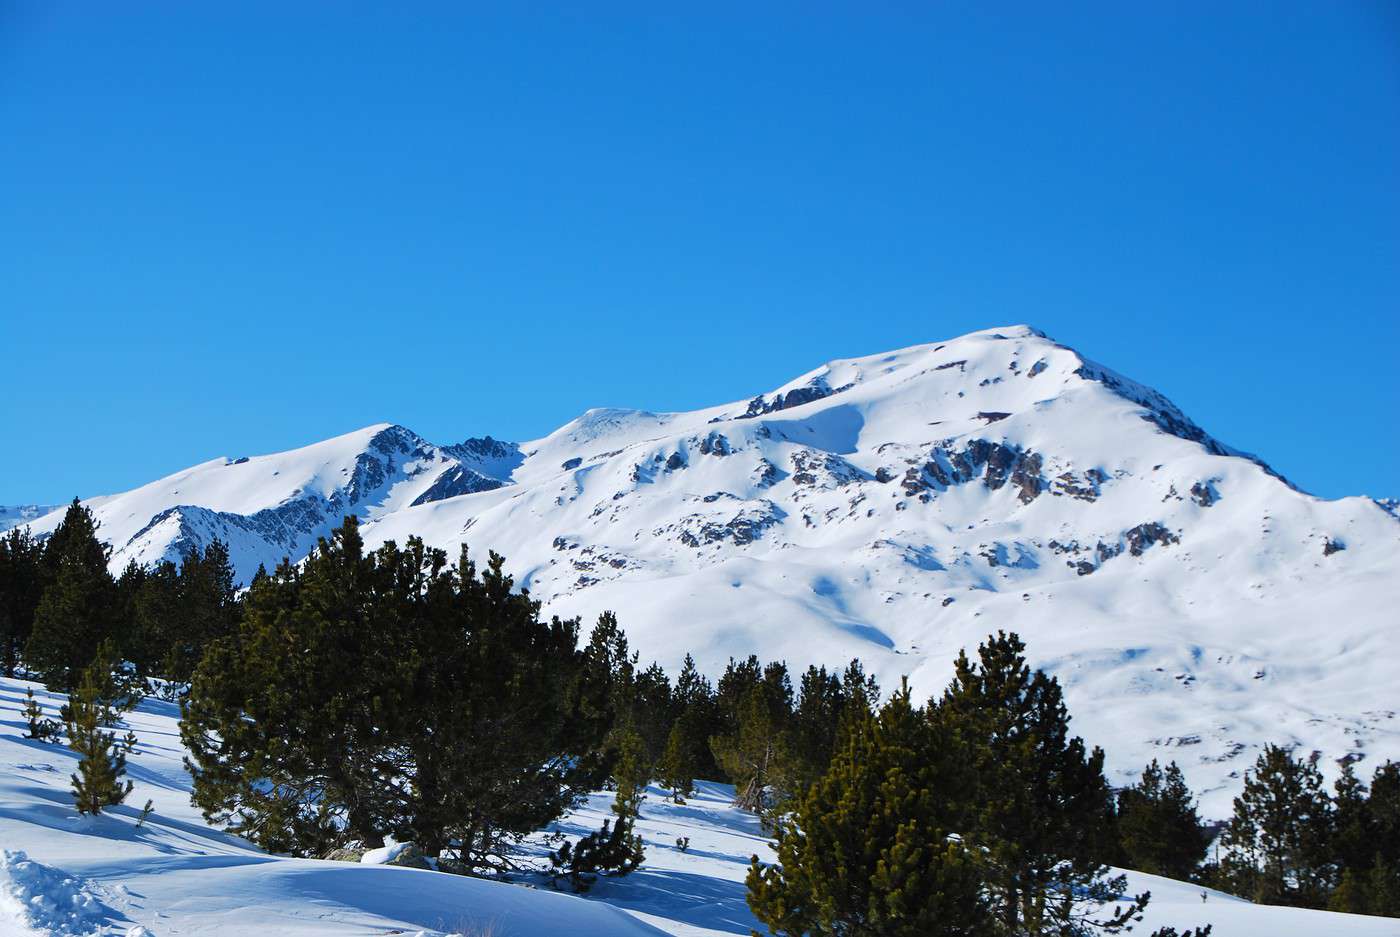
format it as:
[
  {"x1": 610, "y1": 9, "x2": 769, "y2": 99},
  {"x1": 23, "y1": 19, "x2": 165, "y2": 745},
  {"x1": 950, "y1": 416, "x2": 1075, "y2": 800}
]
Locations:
[
  {"x1": 12, "y1": 325, "x2": 1399, "y2": 815},
  {"x1": 3, "y1": 677, "x2": 1397, "y2": 936}
]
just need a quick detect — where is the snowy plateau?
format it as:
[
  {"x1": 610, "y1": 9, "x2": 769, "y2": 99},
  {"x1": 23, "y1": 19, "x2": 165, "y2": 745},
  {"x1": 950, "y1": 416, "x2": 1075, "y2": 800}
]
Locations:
[{"x1": 10, "y1": 323, "x2": 1399, "y2": 812}]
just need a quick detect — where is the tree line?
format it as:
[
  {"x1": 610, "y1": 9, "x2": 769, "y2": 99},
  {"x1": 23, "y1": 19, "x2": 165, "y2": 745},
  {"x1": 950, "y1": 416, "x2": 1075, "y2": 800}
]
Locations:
[{"x1": 2, "y1": 506, "x2": 1395, "y2": 930}]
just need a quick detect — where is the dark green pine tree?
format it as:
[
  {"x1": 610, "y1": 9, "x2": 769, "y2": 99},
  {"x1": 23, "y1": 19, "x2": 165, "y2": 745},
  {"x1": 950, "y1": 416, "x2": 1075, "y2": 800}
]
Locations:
[
  {"x1": 130, "y1": 558, "x2": 181, "y2": 678},
  {"x1": 935, "y1": 631, "x2": 1148, "y2": 935},
  {"x1": 747, "y1": 681, "x2": 994, "y2": 937},
  {"x1": 168, "y1": 540, "x2": 241, "y2": 683},
  {"x1": 65, "y1": 654, "x2": 134, "y2": 814},
  {"x1": 1117, "y1": 760, "x2": 1210, "y2": 880},
  {"x1": 25, "y1": 499, "x2": 119, "y2": 690},
  {"x1": 711, "y1": 677, "x2": 793, "y2": 813},
  {"x1": 181, "y1": 518, "x2": 409, "y2": 856},
  {"x1": 1220, "y1": 744, "x2": 1334, "y2": 908},
  {"x1": 550, "y1": 698, "x2": 646, "y2": 892},
  {"x1": 0, "y1": 525, "x2": 48, "y2": 677},
  {"x1": 673, "y1": 653, "x2": 721, "y2": 779},
  {"x1": 22, "y1": 686, "x2": 60, "y2": 741},
  {"x1": 1329, "y1": 760, "x2": 1400, "y2": 917},
  {"x1": 658, "y1": 712, "x2": 703, "y2": 801}
]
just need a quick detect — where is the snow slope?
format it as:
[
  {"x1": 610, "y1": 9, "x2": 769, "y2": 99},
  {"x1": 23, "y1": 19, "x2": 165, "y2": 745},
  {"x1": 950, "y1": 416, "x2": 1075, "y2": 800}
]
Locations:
[
  {"x1": 3, "y1": 677, "x2": 1397, "y2": 936},
  {"x1": 14, "y1": 325, "x2": 1400, "y2": 815},
  {"x1": 0, "y1": 507, "x2": 60, "y2": 535}
]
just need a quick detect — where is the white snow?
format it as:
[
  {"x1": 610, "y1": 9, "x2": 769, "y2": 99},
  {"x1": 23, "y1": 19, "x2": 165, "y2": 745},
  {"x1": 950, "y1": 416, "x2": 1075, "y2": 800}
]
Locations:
[
  {"x1": 2, "y1": 676, "x2": 1395, "y2": 935},
  {"x1": 11, "y1": 325, "x2": 1400, "y2": 818}
]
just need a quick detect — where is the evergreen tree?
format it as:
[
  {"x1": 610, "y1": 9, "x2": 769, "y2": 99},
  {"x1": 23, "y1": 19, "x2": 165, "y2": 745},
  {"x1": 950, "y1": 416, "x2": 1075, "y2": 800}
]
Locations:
[
  {"x1": 65, "y1": 653, "x2": 133, "y2": 814},
  {"x1": 25, "y1": 500, "x2": 118, "y2": 690},
  {"x1": 551, "y1": 679, "x2": 647, "y2": 892},
  {"x1": 674, "y1": 653, "x2": 721, "y2": 778},
  {"x1": 1117, "y1": 760, "x2": 1209, "y2": 880},
  {"x1": 935, "y1": 631, "x2": 1147, "y2": 935},
  {"x1": 169, "y1": 540, "x2": 241, "y2": 683},
  {"x1": 711, "y1": 680, "x2": 792, "y2": 812},
  {"x1": 22, "y1": 686, "x2": 60, "y2": 742},
  {"x1": 182, "y1": 518, "x2": 610, "y2": 868},
  {"x1": 788, "y1": 664, "x2": 844, "y2": 791},
  {"x1": 0, "y1": 526, "x2": 47, "y2": 677},
  {"x1": 658, "y1": 713, "x2": 703, "y2": 800},
  {"x1": 182, "y1": 519, "x2": 413, "y2": 855},
  {"x1": 747, "y1": 682, "x2": 994, "y2": 936},
  {"x1": 130, "y1": 559, "x2": 181, "y2": 677},
  {"x1": 1220, "y1": 744, "x2": 1334, "y2": 907},
  {"x1": 1329, "y1": 760, "x2": 1400, "y2": 917}
]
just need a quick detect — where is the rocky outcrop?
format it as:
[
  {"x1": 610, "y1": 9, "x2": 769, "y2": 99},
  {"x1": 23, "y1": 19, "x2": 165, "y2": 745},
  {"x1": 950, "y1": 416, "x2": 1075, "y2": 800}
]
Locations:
[
  {"x1": 668, "y1": 501, "x2": 785, "y2": 548},
  {"x1": 738, "y1": 378, "x2": 853, "y2": 418},
  {"x1": 410, "y1": 465, "x2": 506, "y2": 506},
  {"x1": 900, "y1": 439, "x2": 1044, "y2": 505}
]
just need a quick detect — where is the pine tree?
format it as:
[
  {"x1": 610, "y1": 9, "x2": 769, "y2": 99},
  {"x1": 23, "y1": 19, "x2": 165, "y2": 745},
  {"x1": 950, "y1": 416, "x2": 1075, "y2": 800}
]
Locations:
[
  {"x1": 1220, "y1": 744, "x2": 1334, "y2": 907},
  {"x1": 0, "y1": 526, "x2": 48, "y2": 677},
  {"x1": 65, "y1": 655, "x2": 133, "y2": 814},
  {"x1": 1328, "y1": 760, "x2": 1400, "y2": 917},
  {"x1": 747, "y1": 682, "x2": 994, "y2": 936},
  {"x1": 182, "y1": 519, "x2": 611, "y2": 867},
  {"x1": 673, "y1": 653, "x2": 721, "y2": 779},
  {"x1": 169, "y1": 540, "x2": 241, "y2": 683},
  {"x1": 22, "y1": 686, "x2": 60, "y2": 741},
  {"x1": 25, "y1": 500, "x2": 119, "y2": 690},
  {"x1": 711, "y1": 682, "x2": 791, "y2": 812},
  {"x1": 935, "y1": 631, "x2": 1147, "y2": 935},
  {"x1": 1117, "y1": 760, "x2": 1209, "y2": 880},
  {"x1": 658, "y1": 714, "x2": 701, "y2": 800},
  {"x1": 550, "y1": 724, "x2": 645, "y2": 891}
]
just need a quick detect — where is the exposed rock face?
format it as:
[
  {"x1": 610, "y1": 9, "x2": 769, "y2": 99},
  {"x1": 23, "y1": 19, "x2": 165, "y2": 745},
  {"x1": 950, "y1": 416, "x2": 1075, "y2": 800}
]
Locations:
[
  {"x1": 1323, "y1": 537, "x2": 1346, "y2": 556},
  {"x1": 668, "y1": 501, "x2": 785, "y2": 548},
  {"x1": 738, "y1": 378, "x2": 853, "y2": 418},
  {"x1": 1190, "y1": 481, "x2": 1219, "y2": 508},
  {"x1": 790, "y1": 450, "x2": 865, "y2": 490},
  {"x1": 698, "y1": 432, "x2": 732, "y2": 456},
  {"x1": 900, "y1": 439, "x2": 1044, "y2": 505},
  {"x1": 410, "y1": 465, "x2": 506, "y2": 506},
  {"x1": 1124, "y1": 522, "x2": 1180, "y2": 556}
]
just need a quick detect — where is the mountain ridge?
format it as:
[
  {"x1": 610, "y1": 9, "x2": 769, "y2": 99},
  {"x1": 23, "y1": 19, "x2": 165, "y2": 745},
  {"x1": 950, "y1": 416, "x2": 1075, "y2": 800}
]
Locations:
[{"x1": 13, "y1": 324, "x2": 1399, "y2": 814}]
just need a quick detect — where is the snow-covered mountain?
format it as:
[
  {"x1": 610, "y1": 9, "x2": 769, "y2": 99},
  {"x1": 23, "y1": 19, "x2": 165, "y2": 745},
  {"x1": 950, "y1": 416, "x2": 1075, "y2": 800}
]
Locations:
[
  {"x1": 0, "y1": 504, "x2": 62, "y2": 533},
  {"x1": 18, "y1": 325, "x2": 1400, "y2": 813}
]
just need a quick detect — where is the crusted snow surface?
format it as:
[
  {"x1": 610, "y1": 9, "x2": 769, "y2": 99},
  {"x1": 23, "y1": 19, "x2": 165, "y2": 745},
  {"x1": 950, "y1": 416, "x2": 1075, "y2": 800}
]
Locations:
[
  {"x1": 11, "y1": 325, "x2": 1400, "y2": 815},
  {"x1": 2, "y1": 677, "x2": 1397, "y2": 936}
]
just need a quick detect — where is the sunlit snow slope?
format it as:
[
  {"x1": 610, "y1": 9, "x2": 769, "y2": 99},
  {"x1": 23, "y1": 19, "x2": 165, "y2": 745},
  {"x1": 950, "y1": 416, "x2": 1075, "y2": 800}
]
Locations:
[
  {"x1": 19, "y1": 325, "x2": 1400, "y2": 815},
  {"x1": 4, "y1": 677, "x2": 1398, "y2": 937}
]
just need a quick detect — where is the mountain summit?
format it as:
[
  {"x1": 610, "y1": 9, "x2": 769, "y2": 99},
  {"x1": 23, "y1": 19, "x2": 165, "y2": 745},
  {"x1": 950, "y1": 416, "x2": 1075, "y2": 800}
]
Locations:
[{"x1": 20, "y1": 325, "x2": 1399, "y2": 812}]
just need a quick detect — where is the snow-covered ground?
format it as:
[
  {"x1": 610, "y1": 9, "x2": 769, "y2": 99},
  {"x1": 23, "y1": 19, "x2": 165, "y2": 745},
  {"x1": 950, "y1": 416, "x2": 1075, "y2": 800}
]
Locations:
[
  {"x1": 14, "y1": 326, "x2": 1400, "y2": 818},
  {"x1": 2, "y1": 677, "x2": 1397, "y2": 936}
]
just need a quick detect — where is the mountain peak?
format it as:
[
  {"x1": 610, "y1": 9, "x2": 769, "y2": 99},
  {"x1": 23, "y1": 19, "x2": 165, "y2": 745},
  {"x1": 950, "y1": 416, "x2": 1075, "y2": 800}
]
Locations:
[{"x1": 11, "y1": 326, "x2": 1396, "y2": 814}]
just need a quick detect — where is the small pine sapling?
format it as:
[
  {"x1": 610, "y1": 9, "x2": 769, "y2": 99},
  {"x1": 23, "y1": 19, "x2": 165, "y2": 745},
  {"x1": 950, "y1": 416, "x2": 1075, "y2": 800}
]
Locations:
[
  {"x1": 65, "y1": 657, "x2": 134, "y2": 815},
  {"x1": 22, "y1": 687, "x2": 60, "y2": 742},
  {"x1": 135, "y1": 798, "x2": 155, "y2": 829},
  {"x1": 549, "y1": 727, "x2": 647, "y2": 892}
]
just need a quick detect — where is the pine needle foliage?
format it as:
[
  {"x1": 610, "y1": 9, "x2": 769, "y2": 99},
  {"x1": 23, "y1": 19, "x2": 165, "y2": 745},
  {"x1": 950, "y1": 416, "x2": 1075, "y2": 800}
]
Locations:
[{"x1": 65, "y1": 655, "x2": 133, "y2": 815}]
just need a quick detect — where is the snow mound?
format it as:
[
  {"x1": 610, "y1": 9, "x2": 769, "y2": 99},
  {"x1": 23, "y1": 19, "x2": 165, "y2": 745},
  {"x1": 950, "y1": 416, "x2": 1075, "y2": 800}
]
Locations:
[{"x1": 0, "y1": 851, "x2": 114, "y2": 937}]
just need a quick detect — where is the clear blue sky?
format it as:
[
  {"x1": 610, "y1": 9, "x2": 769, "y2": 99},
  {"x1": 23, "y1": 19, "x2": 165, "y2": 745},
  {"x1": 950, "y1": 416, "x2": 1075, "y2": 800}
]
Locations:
[{"x1": 2, "y1": 2, "x2": 1397, "y2": 503}]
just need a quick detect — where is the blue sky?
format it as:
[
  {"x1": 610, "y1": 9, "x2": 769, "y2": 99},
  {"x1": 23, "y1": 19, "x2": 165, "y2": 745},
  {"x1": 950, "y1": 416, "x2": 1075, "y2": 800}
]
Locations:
[{"x1": 2, "y1": 2, "x2": 1397, "y2": 503}]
